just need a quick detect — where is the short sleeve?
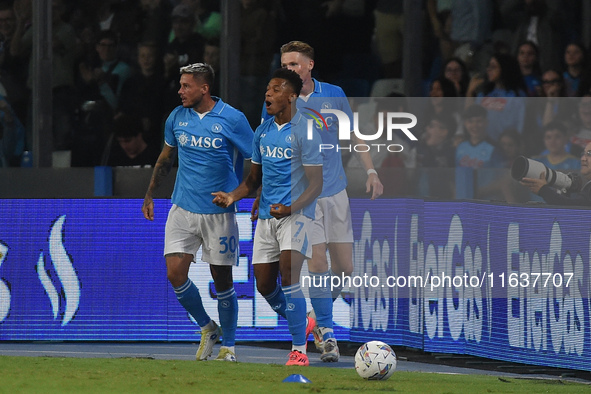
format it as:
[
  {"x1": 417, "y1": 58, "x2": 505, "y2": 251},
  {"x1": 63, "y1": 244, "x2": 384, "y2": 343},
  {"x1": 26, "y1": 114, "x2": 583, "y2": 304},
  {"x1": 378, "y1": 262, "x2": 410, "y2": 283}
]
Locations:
[{"x1": 164, "y1": 110, "x2": 178, "y2": 147}]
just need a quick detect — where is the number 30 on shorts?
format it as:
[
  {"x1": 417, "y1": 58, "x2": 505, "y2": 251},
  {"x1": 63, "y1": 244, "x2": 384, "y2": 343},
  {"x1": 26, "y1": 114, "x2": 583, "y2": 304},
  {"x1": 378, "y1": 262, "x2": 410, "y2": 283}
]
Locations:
[{"x1": 219, "y1": 236, "x2": 237, "y2": 254}]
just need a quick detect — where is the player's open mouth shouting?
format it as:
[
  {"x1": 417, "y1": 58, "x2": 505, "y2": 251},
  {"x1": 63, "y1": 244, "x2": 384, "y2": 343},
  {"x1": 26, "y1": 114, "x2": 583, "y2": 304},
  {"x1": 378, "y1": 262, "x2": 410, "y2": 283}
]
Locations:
[{"x1": 265, "y1": 100, "x2": 273, "y2": 112}]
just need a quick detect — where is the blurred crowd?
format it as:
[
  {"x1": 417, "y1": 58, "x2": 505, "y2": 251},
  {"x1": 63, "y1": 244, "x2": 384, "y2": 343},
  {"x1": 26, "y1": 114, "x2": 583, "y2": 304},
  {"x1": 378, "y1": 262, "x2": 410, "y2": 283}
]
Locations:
[{"x1": 0, "y1": 0, "x2": 589, "y2": 199}]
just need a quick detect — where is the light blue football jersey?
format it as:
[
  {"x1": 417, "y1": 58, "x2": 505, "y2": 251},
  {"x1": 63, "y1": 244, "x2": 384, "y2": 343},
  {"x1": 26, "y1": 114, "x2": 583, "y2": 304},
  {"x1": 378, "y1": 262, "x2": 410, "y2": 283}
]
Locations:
[
  {"x1": 261, "y1": 79, "x2": 352, "y2": 198},
  {"x1": 533, "y1": 154, "x2": 581, "y2": 172},
  {"x1": 164, "y1": 97, "x2": 254, "y2": 214},
  {"x1": 251, "y1": 112, "x2": 323, "y2": 220},
  {"x1": 455, "y1": 140, "x2": 496, "y2": 169}
]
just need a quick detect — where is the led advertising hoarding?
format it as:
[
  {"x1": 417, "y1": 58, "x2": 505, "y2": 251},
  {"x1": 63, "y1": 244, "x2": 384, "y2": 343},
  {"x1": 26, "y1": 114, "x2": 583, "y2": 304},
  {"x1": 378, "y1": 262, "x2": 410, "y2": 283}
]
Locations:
[{"x1": 0, "y1": 199, "x2": 590, "y2": 371}]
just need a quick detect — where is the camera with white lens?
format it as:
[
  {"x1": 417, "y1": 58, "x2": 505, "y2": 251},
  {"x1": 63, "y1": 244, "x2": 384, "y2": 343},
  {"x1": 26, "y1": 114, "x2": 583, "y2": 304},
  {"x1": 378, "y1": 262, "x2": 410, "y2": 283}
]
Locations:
[{"x1": 511, "y1": 156, "x2": 581, "y2": 193}]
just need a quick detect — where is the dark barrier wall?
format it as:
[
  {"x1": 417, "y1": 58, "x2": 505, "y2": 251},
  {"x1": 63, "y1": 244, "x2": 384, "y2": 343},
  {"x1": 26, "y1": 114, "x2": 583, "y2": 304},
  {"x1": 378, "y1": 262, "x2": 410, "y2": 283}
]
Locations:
[{"x1": 0, "y1": 198, "x2": 589, "y2": 371}]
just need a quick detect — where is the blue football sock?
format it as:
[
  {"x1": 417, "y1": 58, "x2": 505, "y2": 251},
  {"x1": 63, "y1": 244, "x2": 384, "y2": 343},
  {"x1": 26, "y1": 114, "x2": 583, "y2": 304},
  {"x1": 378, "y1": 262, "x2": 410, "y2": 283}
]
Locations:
[
  {"x1": 173, "y1": 279, "x2": 211, "y2": 327},
  {"x1": 330, "y1": 269, "x2": 344, "y2": 301},
  {"x1": 217, "y1": 287, "x2": 238, "y2": 347},
  {"x1": 308, "y1": 270, "x2": 333, "y2": 329},
  {"x1": 263, "y1": 284, "x2": 287, "y2": 319},
  {"x1": 282, "y1": 283, "x2": 307, "y2": 347}
]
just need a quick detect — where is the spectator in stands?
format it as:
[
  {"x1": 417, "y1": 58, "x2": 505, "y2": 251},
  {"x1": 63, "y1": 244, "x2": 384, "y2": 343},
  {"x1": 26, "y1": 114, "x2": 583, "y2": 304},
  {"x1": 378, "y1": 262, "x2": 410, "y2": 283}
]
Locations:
[
  {"x1": 425, "y1": 76, "x2": 462, "y2": 137},
  {"x1": 417, "y1": 112, "x2": 456, "y2": 198},
  {"x1": 538, "y1": 69, "x2": 571, "y2": 124},
  {"x1": 500, "y1": 0, "x2": 564, "y2": 72},
  {"x1": 94, "y1": 0, "x2": 141, "y2": 64},
  {"x1": 78, "y1": 30, "x2": 132, "y2": 113},
  {"x1": 138, "y1": 0, "x2": 172, "y2": 50},
  {"x1": 516, "y1": 41, "x2": 541, "y2": 97},
  {"x1": 346, "y1": 93, "x2": 409, "y2": 197},
  {"x1": 240, "y1": 0, "x2": 275, "y2": 128},
  {"x1": 418, "y1": 112, "x2": 456, "y2": 168},
  {"x1": 456, "y1": 104, "x2": 502, "y2": 201},
  {"x1": 429, "y1": 75, "x2": 457, "y2": 100},
  {"x1": 373, "y1": 0, "x2": 404, "y2": 78},
  {"x1": 492, "y1": 128, "x2": 523, "y2": 169},
  {"x1": 104, "y1": 114, "x2": 160, "y2": 168},
  {"x1": 180, "y1": 0, "x2": 221, "y2": 41},
  {"x1": 449, "y1": 0, "x2": 493, "y2": 72},
  {"x1": 118, "y1": 41, "x2": 167, "y2": 147},
  {"x1": 69, "y1": 1, "x2": 99, "y2": 68},
  {"x1": 522, "y1": 69, "x2": 573, "y2": 157},
  {"x1": 0, "y1": 0, "x2": 27, "y2": 122},
  {"x1": 563, "y1": 42, "x2": 586, "y2": 97},
  {"x1": 203, "y1": 38, "x2": 220, "y2": 96},
  {"x1": 568, "y1": 95, "x2": 591, "y2": 157},
  {"x1": 348, "y1": 94, "x2": 412, "y2": 170},
  {"x1": 456, "y1": 104, "x2": 496, "y2": 169},
  {"x1": 441, "y1": 57, "x2": 469, "y2": 96},
  {"x1": 76, "y1": 30, "x2": 132, "y2": 166},
  {"x1": 426, "y1": 0, "x2": 453, "y2": 61},
  {"x1": 534, "y1": 121, "x2": 580, "y2": 170},
  {"x1": 466, "y1": 53, "x2": 527, "y2": 142},
  {"x1": 163, "y1": 4, "x2": 205, "y2": 83},
  {"x1": 476, "y1": 127, "x2": 529, "y2": 202},
  {"x1": 11, "y1": 0, "x2": 79, "y2": 155},
  {"x1": 0, "y1": 2, "x2": 17, "y2": 66},
  {"x1": 520, "y1": 141, "x2": 591, "y2": 206}
]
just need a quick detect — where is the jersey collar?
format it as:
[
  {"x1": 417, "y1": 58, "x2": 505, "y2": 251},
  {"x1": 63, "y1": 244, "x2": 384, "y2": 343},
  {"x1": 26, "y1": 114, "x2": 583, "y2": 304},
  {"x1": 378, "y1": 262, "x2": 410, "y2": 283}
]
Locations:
[
  {"x1": 291, "y1": 111, "x2": 305, "y2": 126},
  {"x1": 311, "y1": 78, "x2": 322, "y2": 94},
  {"x1": 210, "y1": 96, "x2": 227, "y2": 115}
]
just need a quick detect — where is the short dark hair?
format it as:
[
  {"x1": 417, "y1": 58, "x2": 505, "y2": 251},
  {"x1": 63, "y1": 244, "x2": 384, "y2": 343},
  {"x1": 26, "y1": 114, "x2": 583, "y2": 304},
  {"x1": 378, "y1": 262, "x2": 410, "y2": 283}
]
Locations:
[
  {"x1": 114, "y1": 114, "x2": 142, "y2": 139},
  {"x1": 463, "y1": 104, "x2": 487, "y2": 120},
  {"x1": 205, "y1": 37, "x2": 220, "y2": 48},
  {"x1": 0, "y1": 1, "x2": 14, "y2": 13},
  {"x1": 137, "y1": 41, "x2": 159, "y2": 52},
  {"x1": 432, "y1": 112, "x2": 456, "y2": 133},
  {"x1": 543, "y1": 120, "x2": 567, "y2": 135},
  {"x1": 498, "y1": 127, "x2": 522, "y2": 145},
  {"x1": 179, "y1": 62, "x2": 215, "y2": 88},
  {"x1": 96, "y1": 30, "x2": 119, "y2": 45},
  {"x1": 431, "y1": 77, "x2": 457, "y2": 98},
  {"x1": 272, "y1": 68, "x2": 303, "y2": 96}
]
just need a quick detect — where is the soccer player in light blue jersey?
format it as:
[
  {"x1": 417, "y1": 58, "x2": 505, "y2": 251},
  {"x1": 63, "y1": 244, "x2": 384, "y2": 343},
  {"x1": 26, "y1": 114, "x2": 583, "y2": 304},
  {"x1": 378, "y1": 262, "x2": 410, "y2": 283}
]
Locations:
[
  {"x1": 142, "y1": 63, "x2": 253, "y2": 362},
  {"x1": 213, "y1": 68, "x2": 323, "y2": 366},
  {"x1": 259, "y1": 41, "x2": 384, "y2": 362}
]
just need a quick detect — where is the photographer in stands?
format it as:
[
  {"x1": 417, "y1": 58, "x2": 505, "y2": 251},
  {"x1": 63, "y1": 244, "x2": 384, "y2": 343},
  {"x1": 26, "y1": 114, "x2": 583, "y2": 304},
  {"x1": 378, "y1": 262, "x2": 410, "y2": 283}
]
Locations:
[{"x1": 520, "y1": 142, "x2": 591, "y2": 206}]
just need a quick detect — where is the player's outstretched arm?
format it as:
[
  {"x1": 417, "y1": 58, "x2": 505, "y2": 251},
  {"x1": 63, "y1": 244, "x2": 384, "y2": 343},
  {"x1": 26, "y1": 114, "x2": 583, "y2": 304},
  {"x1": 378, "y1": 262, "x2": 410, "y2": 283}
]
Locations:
[
  {"x1": 212, "y1": 163, "x2": 263, "y2": 208},
  {"x1": 142, "y1": 145, "x2": 176, "y2": 221},
  {"x1": 351, "y1": 133, "x2": 384, "y2": 200}
]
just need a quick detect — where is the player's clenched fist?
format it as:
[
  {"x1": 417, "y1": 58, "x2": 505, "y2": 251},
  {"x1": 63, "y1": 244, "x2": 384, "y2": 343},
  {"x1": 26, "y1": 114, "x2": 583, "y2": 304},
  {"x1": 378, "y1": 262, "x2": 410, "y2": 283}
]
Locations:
[
  {"x1": 142, "y1": 196, "x2": 154, "y2": 221},
  {"x1": 269, "y1": 203, "x2": 291, "y2": 219}
]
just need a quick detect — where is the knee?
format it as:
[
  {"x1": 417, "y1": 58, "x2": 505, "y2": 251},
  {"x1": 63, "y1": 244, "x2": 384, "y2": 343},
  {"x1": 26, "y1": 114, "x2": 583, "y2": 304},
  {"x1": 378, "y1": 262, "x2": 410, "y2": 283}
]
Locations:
[
  {"x1": 279, "y1": 275, "x2": 292, "y2": 288},
  {"x1": 256, "y1": 281, "x2": 277, "y2": 297},
  {"x1": 309, "y1": 252, "x2": 328, "y2": 272},
  {"x1": 166, "y1": 254, "x2": 192, "y2": 288},
  {"x1": 341, "y1": 265, "x2": 353, "y2": 277},
  {"x1": 211, "y1": 266, "x2": 233, "y2": 293},
  {"x1": 167, "y1": 267, "x2": 188, "y2": 288},
  {"x1": 332, "y1": 264, "x2": 353, "y2": 278}
]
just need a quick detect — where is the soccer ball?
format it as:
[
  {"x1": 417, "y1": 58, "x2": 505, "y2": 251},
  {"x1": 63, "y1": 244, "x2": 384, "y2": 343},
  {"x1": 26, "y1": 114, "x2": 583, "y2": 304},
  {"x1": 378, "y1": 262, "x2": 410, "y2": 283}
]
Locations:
[{"x1": 354, "y1": 341, "x2": 397, "y2": 380}]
